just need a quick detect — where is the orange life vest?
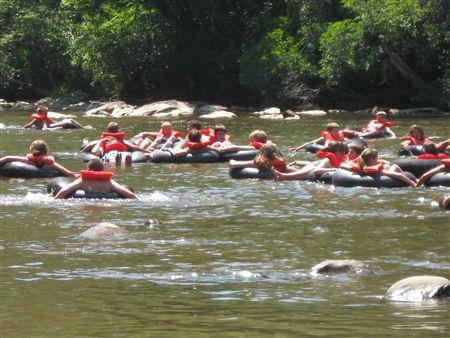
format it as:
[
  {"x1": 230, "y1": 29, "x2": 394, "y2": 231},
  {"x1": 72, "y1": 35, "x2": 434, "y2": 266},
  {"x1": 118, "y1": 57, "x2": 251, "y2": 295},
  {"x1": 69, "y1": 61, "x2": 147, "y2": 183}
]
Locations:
[
  {"x1": 249, "y1": 141, "x2": 265, "y2": 149},
  {"x1": 315, "y1": 151, "x2": 346, "y2": 168},
  {"x1": 30, "y1": 113, "x2": 55, "y2": 124},
  {"x1": 320, "y1": 130, "x2": 345, "y2": 142},
  {"x1": 101, "y1": 132, "x2": 125, "y2": 140},
  {"x1": 26, "y1": 154, "x2": 55, "y2": 165},
  {"x1": 158, "y1": 129, "x2": 183, "y2": 139},
  {"x1": 347, "y1": 162, "x2": 385, "y2": 175},
  {"x1": 402, "y1": 135, "x2": 430, "y2": 145},
  {"x1": 416, "y1": 153, "x2": 448, "y2": 160},
  {"x1": 183, "y1": 141, "x2": 210, "y2": 149},
  {"x1": 79, "y1": 170, "x2": 113, "y2": 181},
  {"x1": 253, "y1": 158, "x2": 286, "y2": 171},
  {"x1": 362, "y1": 120, "x2": 394, "y2": 132},
  {"x1": 100, "y1": 132, "x2": 127, "y2": 153}
]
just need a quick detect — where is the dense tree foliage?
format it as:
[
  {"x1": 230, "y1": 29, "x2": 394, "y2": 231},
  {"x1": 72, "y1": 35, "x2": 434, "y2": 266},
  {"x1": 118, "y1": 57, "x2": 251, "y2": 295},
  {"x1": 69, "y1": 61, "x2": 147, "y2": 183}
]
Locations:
[{"x1": 0, "y1": 0, "x2": 448, "y2": 108}]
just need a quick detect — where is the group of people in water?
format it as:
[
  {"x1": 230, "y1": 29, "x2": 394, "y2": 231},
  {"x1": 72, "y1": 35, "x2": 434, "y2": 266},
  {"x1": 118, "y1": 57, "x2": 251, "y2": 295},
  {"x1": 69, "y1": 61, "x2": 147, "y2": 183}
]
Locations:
[{"x1": 0, "y1": 106, "x2": 449, "y2": 206}]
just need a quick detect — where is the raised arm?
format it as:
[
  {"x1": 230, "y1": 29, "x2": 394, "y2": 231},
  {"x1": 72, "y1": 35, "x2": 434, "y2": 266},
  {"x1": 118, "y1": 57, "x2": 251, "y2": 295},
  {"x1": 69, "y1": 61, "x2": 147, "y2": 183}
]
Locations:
[
  {"x1": 0, "y1": 156, "x2": 29, "y2": 165},
  {"x1": 289, "y1": 137, "x2": 323, "y2": 152},
  {"x1": 382, "y1": 170, "x2": 416, "y2": 187},
  {"x1": 51, "y1": 162, "x2": 76, "y2": 178},
  {"x1": 23, "y1": 119, "x2": 37, "y2": 129},
  {"x1": 416, "y1": 165, "x2": 445, "y2": 187},
  {"x1": 228, "y1": 159, "x2": 256, "y2": 169}
]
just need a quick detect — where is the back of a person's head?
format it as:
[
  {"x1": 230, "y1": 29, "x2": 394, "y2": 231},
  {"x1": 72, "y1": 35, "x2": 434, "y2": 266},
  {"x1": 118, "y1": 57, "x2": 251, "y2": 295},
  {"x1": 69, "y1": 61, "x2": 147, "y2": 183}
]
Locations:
[
  {"x1": 29, "y1": 139, "x2": 48, "y2": 156},
  {"x1": 161, "y1": 121, "x2": 173, "y2": 129},
  {"x1": 36, "y1": 105, "x2": 48, "y2": 113},
  {"x1": 106, "y1": 122, "x2": 119, "y2": 133},
  {"x1": 260, "y1": 143, "x2": 281, "y2": 160},
  {"x1": 349, "y1": 142, "x2": 367, "y2": 156},
  {"x1": 249, "y1": 130, "x2": 267, "y2": 143},
  {"x1": 87, "y1": 158, "x2": 104, "y2": 171},
  {"x1": 188, "y1": 129, "x2": 202, "y2": 142},
  {"x1": 328, "y1": 142, "x2": 348, "y2": 154},
  {"x1": 359, "y1": 148, "x2": 378, "y2": 168},
  {"x1": 187, "y1": 120, "x2": 201, "y2": 130},
  {"x1": 423, "y1": 143, "x2": 438, "y2": 155},
  {"x1": 326, "y1": 122, "x2": 340, "y2": 130}
]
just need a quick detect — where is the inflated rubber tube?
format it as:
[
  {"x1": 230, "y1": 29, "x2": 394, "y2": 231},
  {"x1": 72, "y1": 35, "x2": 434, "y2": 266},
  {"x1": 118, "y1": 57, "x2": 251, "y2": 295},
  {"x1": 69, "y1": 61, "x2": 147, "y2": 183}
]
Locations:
[
  {"x1": 426, "y1": 172, "x2": 450, "y2": 187},
  {"x1": 398, "y1": 145, "x2": 424, "y2": 157},
  {"x1": 357, "y1": 130, "x2": 391, "y2": 139},
  {"x1": 305, "y1": 143, "x2": 324, "y2": 154},
  {"x1": 78, "y1": 151, "x2": 147, "y2": 163},
  {"x1": 47, "y1": 177, "x2": 121, "y2": 199},
  {"x1": 151, "y1": 150, "x2": 220, "y2": 163},
  {"x1": 391, "y1": 158, "x2": 442, "y2": 177},
  {"x1": 229, "y1": 167, "x2": 274, "y2": 179},
  {"x1": 220, "y1": 150, "x2": 259, "y2": 162},
  {"x1": 332, "y1": 169, "x2": 415, "y2": 188},
  {"x1": 0, "y1": 161, "x2": 64, "y2": 178},
  {"x1": 308, "y1": 170, "x2": 334, "y2": 184}
]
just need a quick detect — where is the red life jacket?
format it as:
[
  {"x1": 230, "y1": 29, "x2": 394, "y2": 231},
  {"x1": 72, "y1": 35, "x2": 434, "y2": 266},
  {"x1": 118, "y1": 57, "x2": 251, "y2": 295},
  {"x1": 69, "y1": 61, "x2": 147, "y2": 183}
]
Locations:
[
  {"x1": 184, "y1": 129, "x2": 213, "y2": 141},
  {"x1": 362, "y1": 120, "x2": 394, "y2": 132},
  {"x1": 416, "y1": 153, "x2": 448, "y2": 160},
  {"x1": 253, "y1": 158, "x2": 286, "y2": 171},
  {"x1": 158, "y1": 129, "x2": 183, "y2": 139},
  {"x1": 101, "y1": 132, "x2": 125, "y2": 140},
  {"x1": 347, "y1": 162, "x2": 384, "y2": 175},
  {"x1": 211, "y1": 130, "x2": 231, "y2": 143},
  {"x1": 442, "y1": 159, "x2": 450, "y2": 169},
  {"x1": 315, "y1": 151, "x2": 346, "y2": 168},
  {"x1": 319, "y1": 130, "x2": 345, "y2": 142},
  {"x1": 26, "y1": 154, "x2": 55, "y2": 165},
  {"x1": 402, "y1": 135, "x2": 430, "y2": 145},
  {"x1": 30, "y1": 113, "x2": 55, "y2": 124},
  {"x1": 249, "y1": 141, "x2": 265, "y2": 149},
  {"x1": 79, "y1": 170, "x2": 113, "y2": 181}
]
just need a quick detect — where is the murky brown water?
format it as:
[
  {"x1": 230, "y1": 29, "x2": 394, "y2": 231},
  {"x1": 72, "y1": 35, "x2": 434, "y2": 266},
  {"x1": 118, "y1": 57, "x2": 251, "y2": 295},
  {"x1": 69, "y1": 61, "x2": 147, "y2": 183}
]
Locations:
[{"x1": 1, "y1": 111, "x2": 449, "y2": 336}]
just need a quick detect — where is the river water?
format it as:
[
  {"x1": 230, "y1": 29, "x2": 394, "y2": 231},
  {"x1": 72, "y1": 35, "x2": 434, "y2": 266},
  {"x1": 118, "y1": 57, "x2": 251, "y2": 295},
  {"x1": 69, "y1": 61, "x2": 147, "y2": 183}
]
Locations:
[{"x1": 1, "y1": 110, "x2": 449, "y2": 336}]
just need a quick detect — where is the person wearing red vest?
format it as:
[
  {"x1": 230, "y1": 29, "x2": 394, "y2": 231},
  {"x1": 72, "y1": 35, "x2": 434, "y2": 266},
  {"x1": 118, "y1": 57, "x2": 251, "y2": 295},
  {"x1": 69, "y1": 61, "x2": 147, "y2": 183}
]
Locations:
[
  {"x1": 157, "y1": 129, "x2": 218, "y2": 158},
  {"x1": 359, "y1": 111, "x2": 396, "y2": 138},
  {"x1": 55, "y1": 158, "x2": 136, "y2": 199},
  {"x1": 417, "y1": 158, "x2": 450, "y2": 187},
  {"x1": 134, "y1": 121, "x2": 183, "y2": 150},
  {"x1": 23, "y1": 105, "x2": 92, "y2": 130},
  {"x1": 229, "y1": 143, "x2": 290, "y2": 172},
  {"x1": 345, "y1": 148, "x2": 416, "y2": 187},
  {"x1": 0, "y1": 139, "x2": 74, "y2": 177},
  {"x1": 401, "y1": 125, "x2": 450, "y2": 153},
  {"x1": 416, "y1": 143, "x2": 449, "y2": 160}
]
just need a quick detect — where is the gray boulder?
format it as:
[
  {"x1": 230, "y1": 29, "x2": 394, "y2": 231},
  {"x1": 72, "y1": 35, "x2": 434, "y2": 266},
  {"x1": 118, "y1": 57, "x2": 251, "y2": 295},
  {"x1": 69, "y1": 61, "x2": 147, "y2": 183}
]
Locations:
[
  {"x1": 129, "y1": 100, "x2": 194, "y2": 117},
  {"x1": 311, "y1": 259, "x2": 372, "y2": 275},
  {"x1": 386, "y1": 275, "x2": 450, "y2": 301},
  {"x1": 84, "y1": 101, "x2": 134, "y2": 117},
  {"x1": 80, "y1": 222, "x2": 128, "y2": 239}
]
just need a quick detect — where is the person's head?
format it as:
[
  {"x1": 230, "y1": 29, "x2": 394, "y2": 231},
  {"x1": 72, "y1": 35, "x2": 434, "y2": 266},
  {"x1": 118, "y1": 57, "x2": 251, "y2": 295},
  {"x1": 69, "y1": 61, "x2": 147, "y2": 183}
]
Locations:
[
  {"x1": 326, "y1": 141, "x2": 348, "y2": 156},
  {"x1": 160, "y1": 121, "x2": 173, "y2": 133},
  {"x1": 187, "y1": 129, "x2": 202, "y2": 142},
  {"x1": 259, "y1": 143, "x2": 283, "y2": 160},
  {"x1": 214, "y1": 124, "x2": 227, "y2": 141},
  {"x1": 358, "y1": 148, "x2": 378, "y2": 168},
  {"x1": 423, "y1": 143, "x2": 439, "y2": 155},
  {"x1": 348, "y1": 142, "x2": 367, "y2": 160},
  {"x1": 249, "y1": 130, "x2": 268, "y2": 143},
  {"x1": 106, "y1": 122, "x2": 119, "y2": 133},
  {"x1": 87, "y1": 158, "x2": 104, "y2": 171},
  {"x1": 439, "y1": 195, "x2": 450, "y2": 210},
  {"x1": 408, "y1": 125, "x2": 425, "y2": 140},
  {"x1": 29, "y1": 139, "x2": 49, "y2": 156},
  {"x1": 326, "y1": 122, "x2": 340, "y2": 137},
  {"x1": 376, "y1": 111, "x2": 388, "y2": 121},
  {"x1": 187, "y1": 120, "x2": 202, "y2": 131},
  {"x1": 36, "y1": 105, "x2": 48, "y2": 115}
]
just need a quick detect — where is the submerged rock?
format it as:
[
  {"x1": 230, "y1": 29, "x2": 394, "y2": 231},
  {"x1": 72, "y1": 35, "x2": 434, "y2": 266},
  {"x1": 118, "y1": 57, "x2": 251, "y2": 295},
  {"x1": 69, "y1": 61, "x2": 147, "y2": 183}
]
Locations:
[
  {"x1": 386, "y1": 275, "x2": 450, "y2": 301},
  {"x1": 80, "y1": 222, "x2": 128, "y2": 238},
  {"x1": 311, "y1": 259, "x2": 371, "y2": 275}
]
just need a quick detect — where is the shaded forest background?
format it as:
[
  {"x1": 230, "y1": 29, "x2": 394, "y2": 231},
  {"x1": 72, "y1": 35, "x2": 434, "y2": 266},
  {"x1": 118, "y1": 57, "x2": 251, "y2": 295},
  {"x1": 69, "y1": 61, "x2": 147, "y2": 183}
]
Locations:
[{"x1": 1, "y1": 0, "x2": 449, "y2": 109}]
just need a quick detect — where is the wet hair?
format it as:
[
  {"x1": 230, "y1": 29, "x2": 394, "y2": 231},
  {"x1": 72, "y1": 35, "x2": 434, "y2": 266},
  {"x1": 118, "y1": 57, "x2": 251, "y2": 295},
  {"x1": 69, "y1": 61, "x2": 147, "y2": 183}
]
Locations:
[
  {"x1": 407, "y1": 125, "x2": 425, "y2": 140},
  {"x1": 214, "y1": 124, "x2": 227, "y2": 133},
  {"x1": 36, "y1": 105, "x2": 48, "y2": 113},
  {"x1": 256, "y1": 143, "x2": 285, "y2": 171},
  {"x1": 326, "y1": 122, "x2": 340, "y2": 131},
  {"x1": 187, "y1": 120, "x2": 202, "y2": 130},
  {"x1": 106, "y1": 122, "x2": 119, "y2": 133},
  {"x1": 249, "y1": 130, "x2": 268, "y2": 143},
  {"x1": 87, "y1": 158, "x2": 104, "y2": 171},
  {"x1": 324, "y1": 141, "x2": 348, "y2": 154},
  {"x1": 423, "y1": 143, "x2": 439, "y2": 155},
  {"x1": 29, "y1": 139, "x2": 49, "y2": 156},
  {"x1": 357, "y1": 148, "x2": 378, "y2": 170},
  {"x1": 376, "y1": 111, "x2": 387, "y2": 116},
  {"x1": 439, "y1": 195, "x2": 450, "y2": 209},
  {"x1": 187, "y1": 129, "x2": 202, "y2": 142},
  {"x1": 348, "y1": 142, "x2": 367, "y2": 156}
]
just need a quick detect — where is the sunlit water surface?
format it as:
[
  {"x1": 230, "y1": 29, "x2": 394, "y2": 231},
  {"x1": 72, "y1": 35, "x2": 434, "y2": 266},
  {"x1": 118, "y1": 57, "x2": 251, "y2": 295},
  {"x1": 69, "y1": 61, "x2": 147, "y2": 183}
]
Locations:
[{"x1": 1, "y1": 111, "x2": 449, "y2": 336}]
